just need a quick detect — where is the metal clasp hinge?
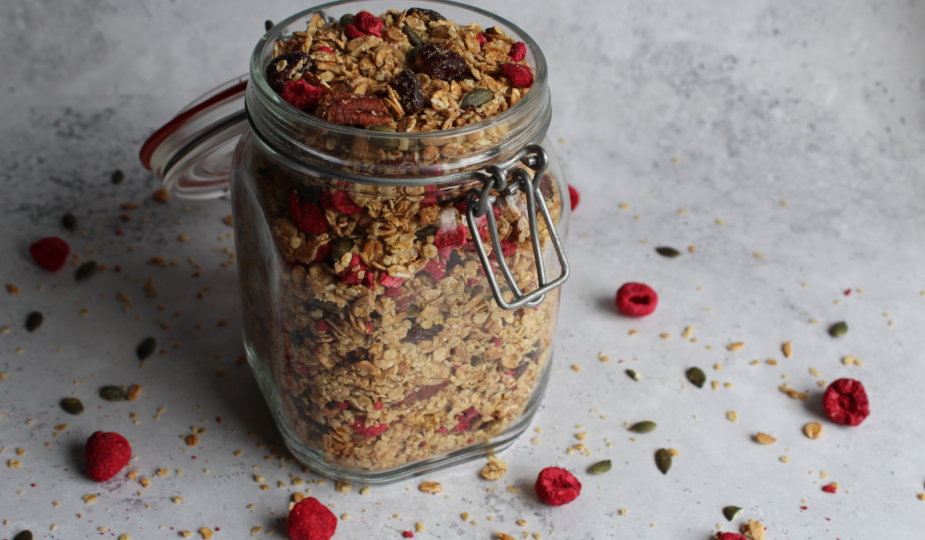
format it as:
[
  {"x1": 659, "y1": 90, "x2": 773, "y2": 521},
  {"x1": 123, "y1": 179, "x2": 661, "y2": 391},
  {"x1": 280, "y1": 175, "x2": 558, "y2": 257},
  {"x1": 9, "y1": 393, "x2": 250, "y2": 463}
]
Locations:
[{"x1": 465, "y1": 144, "x2": 570, "y2": 310}]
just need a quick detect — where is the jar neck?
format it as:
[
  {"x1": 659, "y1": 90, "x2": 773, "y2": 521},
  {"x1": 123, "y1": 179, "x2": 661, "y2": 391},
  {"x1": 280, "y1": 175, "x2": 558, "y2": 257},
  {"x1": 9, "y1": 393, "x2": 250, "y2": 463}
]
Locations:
[{"x1": 244, "y1": 2, "x2": 551, "y2": 184}]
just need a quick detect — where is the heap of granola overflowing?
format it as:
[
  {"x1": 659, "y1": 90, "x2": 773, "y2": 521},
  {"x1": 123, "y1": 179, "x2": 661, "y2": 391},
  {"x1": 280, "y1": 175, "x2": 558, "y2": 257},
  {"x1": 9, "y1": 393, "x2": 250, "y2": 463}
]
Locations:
[{"x1": 235, "y1": 7, "x2": 564, "y2": 474}]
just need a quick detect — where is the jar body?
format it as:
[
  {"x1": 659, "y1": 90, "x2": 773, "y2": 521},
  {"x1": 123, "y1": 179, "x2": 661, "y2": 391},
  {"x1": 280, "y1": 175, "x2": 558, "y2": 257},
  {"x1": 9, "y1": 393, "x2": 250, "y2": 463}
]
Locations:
[{"x1": 231, "y1": 129, "x2": 568, "y2": 482}]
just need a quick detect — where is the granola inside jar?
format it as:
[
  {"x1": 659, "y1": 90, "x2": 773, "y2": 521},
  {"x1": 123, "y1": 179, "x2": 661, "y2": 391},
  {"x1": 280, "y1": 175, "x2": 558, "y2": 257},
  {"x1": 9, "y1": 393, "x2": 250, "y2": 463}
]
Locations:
[{"x1": 144, "y1": 0, "x2": 571, "y2": 483}]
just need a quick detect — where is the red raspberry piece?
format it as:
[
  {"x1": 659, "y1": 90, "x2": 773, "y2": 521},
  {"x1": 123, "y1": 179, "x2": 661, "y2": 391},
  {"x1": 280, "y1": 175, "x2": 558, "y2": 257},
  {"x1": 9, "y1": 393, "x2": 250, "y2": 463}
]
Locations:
[
  {"x1": 567, "y1": 184, "x2": 579, "y2": 211},
  {"x1": 315, "y1": 319, "x2": 331, "y2": 332},
  {"x1": 435, "y1": 225, "x2": 468, "y2": 250},
  {"x1": 452, "y1": 406, "x2": 481, "y2": 432},
  {"x1": 823, "y1": 378, "x2": 870, "y2": 426},
  {"x1": 821, "y1": 482, "x2": 838, "y2": 493},
  {"x1": 315, "y1": 46, "x2": 334, "y2": 54},
  {"x1": 340, "y1": 254, "x2": 369, "y2": 286},
  {"x1": 287, "y1": 496, "x2": 337, "y2": 540},
  {"x1": 379, "y1": 274, "x2": 406, "y2": 288},
  {"x1": 534, "y1": 467, "x2": 581, "y2": 506},
  {"x1": 402, "y1": 532, "x2": 415, "y2": 538},
  {"x1": 716, "y1": 534, "x2": 748, "y2": 540},
  {"x1": 320, "y1": 190, "x2": 363, "y2": 214},
  {"x1": 476, "y1": 32, "x2": 488, "y2": 46},
  {"x1": 345, "y1": 24, "x2": 365, "y2": 39},
  {"x1": 345, "y1": 10, "x2": 383, "y2": 38},
  {"x1": 615, "y1": 282, "x2": 658, "y2": 317},
  {"x1": 313, "y1": 243, "x2": 333, "y2": 263},
  {"x1": 85, "y1": 431, "x2": 131, "y2": 482},
  {"x1": 281, "y1": 79, "x2": 324, "y2": 110},
  {"x1": 289, "y1": 192, "x2": 328, "y2": 234},
  {"x1": 508, "y1": 41, "x2": 527, "y2": 62},
  {"x1": 500, "y1": 62, "x2": 534, "y2": 88},
  {"x1": 423, "y1": 258, "x2": 447, "y2": 280},
  {"x1": 29, "y1": 237, "x2": 70, "y2": 272},
  {"x1": 351, "y1": 416, "x2": 388, "y2": 437}
]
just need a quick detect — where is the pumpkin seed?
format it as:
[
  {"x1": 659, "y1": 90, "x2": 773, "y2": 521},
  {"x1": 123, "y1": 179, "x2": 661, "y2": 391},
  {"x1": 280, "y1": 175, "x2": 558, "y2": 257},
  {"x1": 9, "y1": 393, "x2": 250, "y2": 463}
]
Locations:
[
  {"x1": 61, "y1": 213, "x2": 77, "y2": 231},
  {"x1": 406, "y1": 304, "x2": 423, "y2": 319},
  {"x1": 13, "y1": 531, "x2": 34, "y2": 540},
  {"x1": 722, "y1": 505, "x2": 743, "y2": 521},
  {"x1": 99, "y1": 385, "x2": 127, "y2": 402},
  {"x1": 75, "y1": 261, "x2": 98, "y2": 282},
  {"x1": 415, "y1": 225, "x2": 438, "y2": 242},
  {"x1": 655, "y1": 448, "x2": 672, "y2": 474},
  {"x1": 587, "y1": 459, "x2": 612, "y2": 475},
  {"x1": 264, "y1": 19, "x2": 274, "y2": 32},
  {"x1": 625, "y1": 369, "x2": 642, "y2": 381},
  {"x1": 136, "y1": 337, "x2": 157, "y2": 360},
  {"x1": 110, "y1": 169, "x2": 125, "y2": 185},
  {"x1": 686, "y1": 367, "x2": 706, "y2": 388},
  {"x1": 402, "y1": 24, "x2": 424, "y2": 46},
  {"x1": 60, "y1": 397, "x2": 84, "y2": 415},
  {"x1": 331, "y1": 237, "x2": 355, "y2": 262},
  {"x1": 459, "y1": 87, "x2": 493, "y2": 109},
  {"x1": 655, "y1": 246, "x2": 681, "y2": 258},
  {"x1": 628, "y1": 421, "x2": 657, "y2": 434},
  {"x1": 25, "y1": 311, "x2": 43, "y2": 332},
  {"x1": 828, "y1": 321, "x2": 848, "y2": 338},
  {"x1": 339, "y1": 13, "x2": 354, "y2": 27}
]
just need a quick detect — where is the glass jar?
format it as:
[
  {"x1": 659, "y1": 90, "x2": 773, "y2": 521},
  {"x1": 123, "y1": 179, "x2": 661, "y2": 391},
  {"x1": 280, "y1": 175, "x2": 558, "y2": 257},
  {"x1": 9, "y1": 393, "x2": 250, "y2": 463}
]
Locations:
[{"x1": 141, "y1": 0, "x2": 570, "y2": 483}]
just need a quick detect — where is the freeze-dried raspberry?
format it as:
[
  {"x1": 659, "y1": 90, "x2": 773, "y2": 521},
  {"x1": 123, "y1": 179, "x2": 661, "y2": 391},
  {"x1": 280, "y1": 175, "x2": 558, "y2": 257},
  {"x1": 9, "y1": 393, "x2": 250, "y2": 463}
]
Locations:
[
  {"x1": 379, "y1": 274, "x2": 406, "y2": 288},
  {"x1": 435, "y1": 225, "x2": 468, "y2": 250},
  {"x1": 281, "y1": 79, "x2": 324, "y2": 110},
  {"x1": 417, "y1": 44, "x2": 468, "y2": 81},
  {"x1": 265, "y1": 52, "x2": 312, "y2": 93},
  {"x1": 534, "y1": 467, "x2": 581, "y2": 506},
  {"x1": 289, "y1": 192, "x2": 327, "y2": 234},
  {"x1": 391, "y1": 69, "x2": 425, "y2": 115},
  {"x1": 567, "y1": 184, "x2": 579, "y2": 211},
  {"x1": 351, "y1": 416, "x2": 388, "y2": 437},
  {"x1": 29, "y1": 237, "x2": 70, "y2": 272},
  {"x1": 823, "y1": 378, "x2": 870, "y2": 426},
  {"x1": 508, "y1": 42, "x2": 527, "y2": 61},
  {"x1": 402, "y1": 532, "x2": 415, "y2": 538},
  {"x1": 315, "y1": 45, "x2": 334, "y2": 54},
  {"x1": 422, "y1": 258, "x2": 447, "y2": 280},
  {"x1": 287, "y1": 497, "x2": 337, "y2": 540},
  {"x1": 314, "y1": 243, "x2": 333, "y2": 263},
  {"x1": 340, "y1": 254, "x2": 370, "y2": 286},
  {"x1": 452, "y1": 406, "x2": 481, "y2": 432},
  {"x1": 615, "y1": 282, "x2": 658, "y2": 317},
  {"x1": 320, "y1": 190, "x2": 362, "y2": 214},
  {"x1": 821, "y1": 482, "x2": 838, "y2": 493},
  {"x1": 499, "y1": 62, "x2": 534, "y2": 88},
  {"x1": 85, "y1": 431, "x2": 131, "y2": 482},
  {"x1": 354, "y1": 10, "x2": 384, "y2": 36},
  {"x1": 715, "y1": 534, "x2": 747, "y2": 540},
  {"x1": 476, "y1": 32, "x2": 488, "y2": 46}
]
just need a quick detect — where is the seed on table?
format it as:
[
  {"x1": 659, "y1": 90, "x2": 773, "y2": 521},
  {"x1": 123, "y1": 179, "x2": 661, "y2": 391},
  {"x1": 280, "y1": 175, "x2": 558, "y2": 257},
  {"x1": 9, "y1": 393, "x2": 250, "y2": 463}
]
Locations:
[
  {"x1": 628, "y1": 421, "x2": 657, "y2": 434},
  {"x1": 655, "y1": 246, "x2": 681, "y2": 258},
  {"x1": 136, "y1": 337, "x2": 157, "y2": 360},
  {"x1": 655, "y1": 448, "x2": 672, "y2": 474},
  {"x1": 625, "y1": 369, "x2": 642, "y2": 381},
  {"x1": 75, "y1": 261, "x2": 98, "y2": 282},
  {"x1": 99, "y1": 385, "x2": 127, "y2": 402},
  {"x1": 828, "y1": 321, "x2": 848, "y2": 338},
  {"x1": 60, "y1": 397, "x2": 84, "y2": 415},
  {"x1": 25, "y1": 311, "x2": 43, "y2": 332},
  {"x1": 587, "y1": 459, "x2": 612, "y2": 475},
  {"x1": 686, "y1": 367, "x2": 706, "y2": 388},
  {"x1": 61, "y1": 213, "x2": 77, "y2": 231},
  {"x1": 13, "y1": 530, "x2": 34, "y2": 540},
  {"x1": 722, "y1": 505, "x2": 743, "y2": 521},
  {"x1": 111, "y1": 169, "x2": 125, "y2": 184}
]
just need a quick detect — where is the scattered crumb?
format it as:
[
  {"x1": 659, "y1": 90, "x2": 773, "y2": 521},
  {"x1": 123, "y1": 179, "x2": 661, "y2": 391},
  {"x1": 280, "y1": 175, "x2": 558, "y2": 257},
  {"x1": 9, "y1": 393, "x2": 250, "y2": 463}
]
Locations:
[
  {"x1": 418, "y1": 481, "x2": 443, "y2": 494},
  {"x1": 198, "y1": 527, "x2": 214, "y2": 539},
  {"x1": 480, "y1": 456, "x2": 508, "y2": 481},
  {"x1": 753, "y1": 432, "x2": 777, "y2": 445},
  {"x1": 802, "y1": 422, "x2": 824, "y2": 440},
  {"x1": 725, "y1": 411, "x2": 738, "y2": 423},
  {"x1": 782, "y1": 341, "x2": 793, "y2": 358},
  {"x1": 153, "y1": 188, "x2": 170, "y2": 202},
  {"x1": 570, "y1": 364, "x2": 581, "y2": 372},
  {"x1": 741, "y1": 519, "x2": 767, "y2": 540},
  {"x1": 842, "y1": 355, "x2": 863, "y2": 366},
  {"x1": 778, "y1": 384, "x2": 808, "y2": 400},
  {"x1": 726, "y1": 342, "x2": 745, "y2": 352}
]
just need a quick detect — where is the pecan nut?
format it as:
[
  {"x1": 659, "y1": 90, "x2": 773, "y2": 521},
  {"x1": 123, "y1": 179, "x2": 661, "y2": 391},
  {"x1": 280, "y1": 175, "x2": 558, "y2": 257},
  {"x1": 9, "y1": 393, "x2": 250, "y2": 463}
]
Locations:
[{"x1": 316, "y1": 92, "x2": 392, "y2": 127}]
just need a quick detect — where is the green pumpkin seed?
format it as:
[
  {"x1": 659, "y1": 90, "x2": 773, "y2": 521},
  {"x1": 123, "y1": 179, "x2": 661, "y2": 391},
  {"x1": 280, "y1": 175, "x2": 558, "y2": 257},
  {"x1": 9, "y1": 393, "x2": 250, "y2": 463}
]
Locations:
[
  {"x1": 655, "y1": 448, "x2": 672, "y2": 474},
  {"x1": 625, "y1": 369, "x2": 642, "y2": 381},
  {"x1": 339, "y1": 13, "x2": 355, "y2": 27},
  {"x1": 406, "y1": 304, "x2": 423, "y2": 319},
  {"x1": 628, "y1": 421, "x2": 657, "y2": 434},
  {"x1": 587, "y1": 459, "x2": 612, "y2": 475},
  {"x1": 415, "y1": 225, "x2": 438, "y2": 242},
  {"x1": 828, "y1": 321, "x2": 848, "y2": 338},
  {"x1": 14, "y1": 530, "x2": 34, "y2": 540},
  {"x1": 686, "y1": 367, "x2": 706, "y2": 388},
  {"x1": 136, "y1": 337, "x2": 157, "y2": 360},
  {"x1": 99, "y1": 385, "x2": 127, "y2": 402},
  {"x1": 25, "y1": 311, "x2": 43, "y2": 332},
  {"x1": 655, "y1": 246, "x2": 681, "y2": 258},
  {"x1": 75, "y1": 261, "x2": 98, "y2": 282},
  {"x1": 459, "y1": 87, "x2": 493, "y2": 109},
  {"x1": 60, "y1": 396, "x2": 84, "y2": 415},
  {"x1": 331, "y1": 237, "x2": 355, "y2": 262},
  {"x1": 61, "y1": 213, "x2": 77, "y2": 231},
  {"x1": 111, "y1": 169, "x2": 125, "y2": 185},
  {"x1": 367, "y1": 125, "x2": 400, "y2": 151},
  {"x1": 722, "y1": 505, "x2": 743, "y2": 521},
  {"x1": 402, "y1": 24, "x2": 424, "y2": 46}
]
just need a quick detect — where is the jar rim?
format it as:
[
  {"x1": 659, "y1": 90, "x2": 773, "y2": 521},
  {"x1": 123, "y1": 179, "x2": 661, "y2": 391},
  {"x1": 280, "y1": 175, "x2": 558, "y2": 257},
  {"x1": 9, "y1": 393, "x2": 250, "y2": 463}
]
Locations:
[{"x1": 249, "y1": 0, "x2": 549, "y2": 143}]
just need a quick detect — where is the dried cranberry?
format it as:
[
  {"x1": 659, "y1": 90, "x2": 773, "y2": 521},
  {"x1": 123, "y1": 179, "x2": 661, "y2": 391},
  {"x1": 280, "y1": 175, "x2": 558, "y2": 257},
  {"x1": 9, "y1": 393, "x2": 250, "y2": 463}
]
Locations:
[
  {"x1": 417, "y1": 44, "x2": 468, "y2": 81},
  {"x1": 391, "y1": 69, "x2": 425, "y2": 114},
  {"x1": 281, "y1": 79, "x2": 324, "y2": 110},
  {"x1": 407, "y1": 7, "x2": 445, "y2": 22},
  {"x1": 351, "y1": 416, "x2": 388, "y2": 437},
  {"x1": 615, "y1": 282, "x2": 658, "y2": 317},
  {"x1": 320, "y1": 190, "x2": 362, "y2": 215},
  {"x1": 29, "y1": 237, "x2": 70, "y2": 272},
  {"x1": 289, "y1": 192, "x2": 328, "y2": 234},
  {"x1": 287, "y1": 497, "x2": 337, "y2": 540},
  {"x1": 534, "y1": 467, "x2": 581, "y2": 506},
  {"x1": 823, "y1": 378, "x2": 870, "y2": 426},
  {"x1": 567, "y1": 184, "x2": 579, "y2": 211},
  {"x1": 508, "y1": 42, "x2": 527, "y2": 62},
  {"x1": 500, "y1": 62, "x2": 534, "y2": 88},
  {"x1": 265, "y1": 52, "x2": 312, "y2": 93}
]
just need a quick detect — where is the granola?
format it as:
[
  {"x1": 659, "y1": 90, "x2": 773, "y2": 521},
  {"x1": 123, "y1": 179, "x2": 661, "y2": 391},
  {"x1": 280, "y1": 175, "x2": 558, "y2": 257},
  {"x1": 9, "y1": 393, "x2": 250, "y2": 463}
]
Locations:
[{"x1": 234, "y1": 7, "x2": 564, "y2": 475}]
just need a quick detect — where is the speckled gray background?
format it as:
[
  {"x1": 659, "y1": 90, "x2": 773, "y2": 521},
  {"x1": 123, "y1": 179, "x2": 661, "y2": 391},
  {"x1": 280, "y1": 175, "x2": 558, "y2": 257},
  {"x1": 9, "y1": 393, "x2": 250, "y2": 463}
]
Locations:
[{"x1": 2, "y1": 1, "x2": 925, "y2": 538}]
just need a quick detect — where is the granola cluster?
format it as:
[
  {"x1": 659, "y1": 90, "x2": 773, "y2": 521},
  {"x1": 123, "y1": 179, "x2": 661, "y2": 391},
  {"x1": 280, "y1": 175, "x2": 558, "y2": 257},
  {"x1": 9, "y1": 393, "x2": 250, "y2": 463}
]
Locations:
[{"x1": 234, "y1": 7, "x2": 564, "y2": 474}]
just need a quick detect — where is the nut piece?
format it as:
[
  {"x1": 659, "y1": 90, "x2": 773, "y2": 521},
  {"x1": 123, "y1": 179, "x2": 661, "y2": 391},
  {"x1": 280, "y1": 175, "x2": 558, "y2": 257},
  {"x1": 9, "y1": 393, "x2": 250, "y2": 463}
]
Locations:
[
  {"x1": 316, "y1": 92, "x2": 392, "y2": 126},
  {"x1": 753, "y1": 432, "x2": 777, "y2": 445},
  {"x1": 418, "y1": 481, "x2": 443, "y2": 494},
  {"x1": 802, "y1": 421, "x2": 824, "y2": 439}
]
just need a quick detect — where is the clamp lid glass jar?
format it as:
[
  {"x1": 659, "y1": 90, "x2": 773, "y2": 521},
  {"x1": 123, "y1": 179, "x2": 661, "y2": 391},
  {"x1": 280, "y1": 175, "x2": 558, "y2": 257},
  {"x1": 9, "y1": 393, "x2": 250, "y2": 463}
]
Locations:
[{"x1": 142, "y1": 0, "x2": 571, "y2": 483}]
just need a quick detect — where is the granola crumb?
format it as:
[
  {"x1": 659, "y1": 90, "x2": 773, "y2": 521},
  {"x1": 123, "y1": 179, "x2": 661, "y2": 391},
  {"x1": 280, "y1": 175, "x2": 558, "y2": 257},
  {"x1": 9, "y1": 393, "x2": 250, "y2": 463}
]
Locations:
[
  {"x1": 781, "y1": 341, "x2": 793, "y2": 358},
  {"x1": 418, "y1": 481, "x2": 443, "y2": 494},
  {"x1": 618, "y1": 508, "x2": 628, "y2": 515},
  {"x1": 179, "y1": 531, "x2": 192, "y2": 538},
  {"x1": 802, "y1": 422, "x2": 824, "y2": 439},
  {"x1": 171, "y1": 496, "x2": 184, "y2": 504},
  {"x1": 570, "y1": 364, "x2": 581, "y2": 372},
  {"x1": 725, "y1": 411, "x2": 738, "y2": 423},
  {"x1": 480, "y1": 455, "x2": 508, "y2": 480},
  {"x1": 681, "y1": 326, "x2": 694, "y2": 338},
  {"x1": 779, "y1": 455, "x2": 790, "y2": 463},
  {"x1": 5, "y1": 283, "x2": 19, "y2": 295},
  {"x1": 917, "y1": 493, "x2": 925, "y2": 501},
  {"x1": 842, "y1": 355, "x2": 863, "y2": 366},
  {"x1": 415, "y1": 521, "x2": 424, "y2": 532},
  {"x1": 753, "y1": 432, "x2": 777, "y2": 445},
  {"x1": 250, "y1": 527, "x2": 262, "y2": 536},
  {"x1": 153, "y1": 188, "x2": 170, "y2": 202},
  {"x1": 726, "y1": 341, "x2": 745, "y2": 352},
  {"x1": 82, "y1": 493, "x2": 98, "y2": 504},
  {"x1": 597, "y1": 352, "x2": 611, "y2": 363},
  {"x1": 495, "y1": 533, "x2": 516, "y2": 540},
  {"x1": 741, "y1": 519, "x2": 767, "y2": 540},
  {"x1": 779, "y1": 384, "x2": 808, "y2": 400},
  {"x1": 198, "y1": 526, "x2": 214, "y2": 539}
]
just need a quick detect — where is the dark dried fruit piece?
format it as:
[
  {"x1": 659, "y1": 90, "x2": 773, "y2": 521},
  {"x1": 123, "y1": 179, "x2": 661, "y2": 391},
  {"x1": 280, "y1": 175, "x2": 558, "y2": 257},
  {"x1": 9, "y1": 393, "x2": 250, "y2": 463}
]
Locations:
[
  {"x1": 407, "y1": 7, "x2": 445, "y2": 22},
  {"x1": 264, "y1": 19, "x2": 274, "y2": 32},
  {"x1": 316, "y1": 92, "x2": 392, "y2": 126},
  {"x1": 417, "y1": 44, "x2": 468, "y2": 81},
  {"x1": 459, "y1": 87, "x2": 493, "y2": 109},
  {"x1": 136, "y1": 337, "x2": 157, "y2": 360},
  {"x1": 60, "y1": 397, "x2": 84, "y2": 415},
  {"x1": 392, "y1": 69, "x2": 425, "y2": 114},
  {"x1": 265, "y1": 52, "x2": 312, "y2": 93},
  {"x1": 25, "y1": 311, "x2": 43, "y2": 332}
]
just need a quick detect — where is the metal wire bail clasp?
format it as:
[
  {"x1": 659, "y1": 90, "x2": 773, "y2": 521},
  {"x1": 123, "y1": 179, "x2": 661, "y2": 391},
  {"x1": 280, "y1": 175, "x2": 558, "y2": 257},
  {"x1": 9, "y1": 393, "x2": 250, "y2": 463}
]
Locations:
[{"x1": 465, "y1": 144, "x2": 570, "y2": 310}]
